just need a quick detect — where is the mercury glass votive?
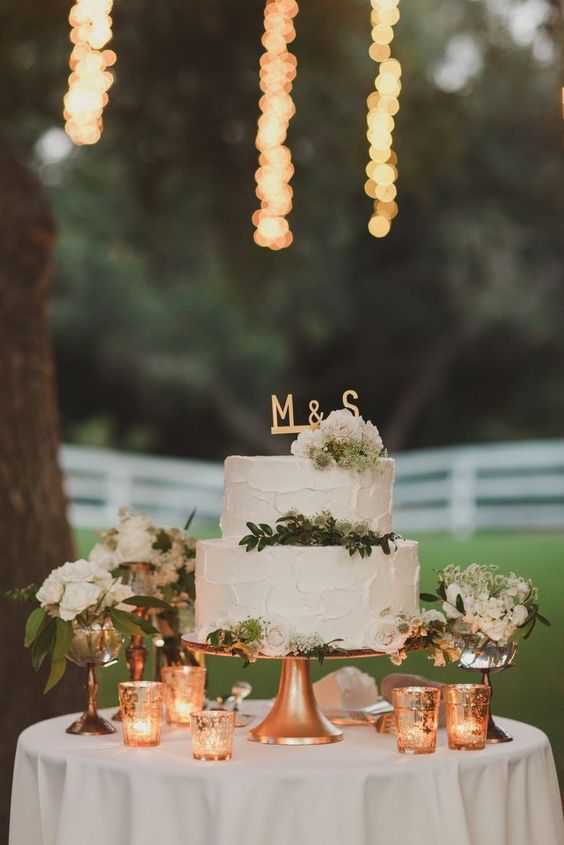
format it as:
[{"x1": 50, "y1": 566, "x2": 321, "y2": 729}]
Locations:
[
  {"x1": 190, "y1": 710, "x2": 235, "y2": 761},
  {"x1": 119, "y1": 681, "x2": 164, "y2": 748},
  {"x1": 392, "y1": 686, "x2": 441, "y2": 755},
  {"x1": 444, "y1": 684, "x2": 491, "y2": 751},
  {"x1": 162, "y1": 666, "x2": 207, "y2": 725}
]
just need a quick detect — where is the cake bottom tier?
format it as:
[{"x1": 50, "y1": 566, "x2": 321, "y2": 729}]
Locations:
[{"x1": 195, "y1": 538, "x2": 420, "y2": 652}]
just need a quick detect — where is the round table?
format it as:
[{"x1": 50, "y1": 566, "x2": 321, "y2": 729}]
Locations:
[{"x1": 9, "y1": 702, "x2": 564, "y2": 845}]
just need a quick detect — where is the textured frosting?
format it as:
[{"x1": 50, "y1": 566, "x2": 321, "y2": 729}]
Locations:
[
  {"x1": 195, "y1": 538, "x2": 420, "y2": 650},
  {"x1": 220, "y1": 455, "x2": 394, "y2": 538}
]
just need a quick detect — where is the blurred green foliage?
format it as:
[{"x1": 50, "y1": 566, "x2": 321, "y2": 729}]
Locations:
[{"x1": 1, "y1": 0, "x2": 563, "y2": 457}]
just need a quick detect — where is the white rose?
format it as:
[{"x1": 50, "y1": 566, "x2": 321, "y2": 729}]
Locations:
[
  {"x1": 114, "y1": 514, "x2": 156, "y2": 563},
  {"x1": 59, "y1": 581, "x2": 102, "y2": 621},
  {"x1": 511, "y1": 604, "x2": 528, "y2": 627},
  {"x1": 55, "y1": 559, "x2": 103, "y2": 583},
  {"x1": 291, "y1": 427, "x2": 324, "y2": 457},
  {"x1": 321, "y1": 409, "x2": 362, "y2": 441},
  {"x1": 365, "y1": 616, "x2": 409, "y2": 654},
  {"x1": 89, "y1": 543, "x2": 118, "y2": 572},
  {"x1": 261, "y1": 623, "x2": 290, "y2": 657},
  {"x1": 36, "y1": 575, "x2": 63, "y2": 608},
  {"x1": 479, "y1": 618, "x2": 510, "y2": 643},
  {"x1": 361, "y1": 419, "x2": 383, "y2": 452}
]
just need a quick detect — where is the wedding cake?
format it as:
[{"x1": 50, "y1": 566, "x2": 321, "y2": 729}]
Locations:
[{"x1": 195, "y1": 409, "x2": 420, "y2": 656}]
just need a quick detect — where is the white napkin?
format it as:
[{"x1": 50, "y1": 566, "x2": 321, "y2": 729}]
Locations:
[{"x1": 314, "y1": 667, "x2": 379, "y2": 710}]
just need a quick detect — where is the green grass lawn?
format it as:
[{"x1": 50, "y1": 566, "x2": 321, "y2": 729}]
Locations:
[{"x1": 77, "y1": 527, "x2": 564, "y2": 783}]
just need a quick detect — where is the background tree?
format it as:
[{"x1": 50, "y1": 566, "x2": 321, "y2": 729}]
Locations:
[{"x1": 0, "y1": 131, "x2": 77, "y2": 837}]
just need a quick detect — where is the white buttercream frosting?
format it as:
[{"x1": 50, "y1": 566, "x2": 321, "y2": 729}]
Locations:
[
  {"x1": 195, "y1": 538, "x2": 420, "y2": 651},
  {"x1": 220, "y1": 455, "x2": 394, "y2": 538}
]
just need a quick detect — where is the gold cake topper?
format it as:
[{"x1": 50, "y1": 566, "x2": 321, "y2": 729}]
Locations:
[{"x1": 271, "y1": 390, "x2": 360, "y2": 435}]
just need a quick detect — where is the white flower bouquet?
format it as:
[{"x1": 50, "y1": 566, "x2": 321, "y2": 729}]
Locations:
[
  {"x1": 88, "y1": 507, "x2": 197, "y2": 631},
  {"x1": 421, "y1": 563, "x2": 550, "y2": 649},
  {"x1": 291, "y1": 409, "x2": 385, "y2": 471},
  {"x1": 14, "y1": 559, "x2": 169, "y2": 692}
]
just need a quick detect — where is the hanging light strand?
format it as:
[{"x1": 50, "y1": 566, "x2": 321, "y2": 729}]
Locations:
[
  {"x1": 63, "y1": 0, "x2": 116, "y2": 146},
  {"x1": 253, "y1": 0, "x2": 299, "y2": 250},
  {"x1": 365, "y1": 0, "x2": 401, "y2": 238}
]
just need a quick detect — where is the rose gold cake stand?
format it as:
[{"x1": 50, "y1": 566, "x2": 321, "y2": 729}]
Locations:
[{"x1": 182, "y1": 637, "x2": 390, "y2": 746}]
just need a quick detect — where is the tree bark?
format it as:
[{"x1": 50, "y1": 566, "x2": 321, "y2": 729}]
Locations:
[{"x1": 0, "y1": 134, "x2": 78, "y2": 839}]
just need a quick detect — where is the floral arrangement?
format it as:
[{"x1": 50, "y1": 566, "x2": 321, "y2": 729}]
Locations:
[
  {"x1": 202, "y1": 617, "x2": 346, "y2": 665},
  {"x1": 199, "y1": 610, "x2": 458, "y2": 668},
  {"x1": 240, "y1": 510, "x2": 400, "y2": 558},
  {"x1": 421, "y1": 563, "x2": 550, "y2": 647},
  {"x1": 291, "y1": 408, "x2": 385, "y2": 472},
  {"x1": 14, "y1": 559, "x2": 167, "y2": 692},
  {"x1": 89, "y1": 507, "x2": 197, "y2": 631}
]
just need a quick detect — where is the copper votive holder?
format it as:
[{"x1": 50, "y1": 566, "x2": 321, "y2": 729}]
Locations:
[
  {"x1": 444, "y1": 684, "x2": 491, "y2": 751},
  {"x1": 392, "y1": 686, "x2": 441, "y2": 755},
  {"x1": 162, "y1": 666, "x2": 207, "y2": 726},
  {"x1": 190, "y1": 710, "x2": 236, "y2": 761},
  {"x1": 119, "y1": 681, "x2": 164, "y2": 748}
]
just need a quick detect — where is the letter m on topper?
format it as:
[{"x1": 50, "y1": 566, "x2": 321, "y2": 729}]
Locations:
[{"x1": 271, "y1": 393, "x2": 307, "y2": 435}]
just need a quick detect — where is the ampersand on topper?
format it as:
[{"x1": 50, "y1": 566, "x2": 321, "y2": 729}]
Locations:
[{"x1": 271, "y1": 390, "x2": 360, "y2": 435}]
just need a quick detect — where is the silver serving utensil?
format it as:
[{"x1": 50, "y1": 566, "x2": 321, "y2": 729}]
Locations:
[{"x1": 231, "y1": 681, "x2": 254, "y2": 727}]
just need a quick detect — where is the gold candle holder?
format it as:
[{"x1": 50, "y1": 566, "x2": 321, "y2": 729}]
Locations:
[
  {"x1": 118, "y1": 681, "x2": 164, "y2": 748},
  {"x1": 190, "y1": 710, "x2": 235, "y2": 761},
  {"x1": 444, "y1": 684, "x2": 491, "y2": 751},
  {"x1": 162, "y1": 666, "x2": 207, "y2": 725},
  {"x1": 392, "y1": 686, "x2": 441, "y2": 755}
]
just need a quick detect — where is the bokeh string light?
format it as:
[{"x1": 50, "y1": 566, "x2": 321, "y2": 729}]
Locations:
[
  {"x1": 63, "y1": 0, "x2": 116, "y2": 145},
  {"x1": 365, "y1": 0, "x2": 401, "y2": 238},
  {"x1": 253, "y1": 0, "x2": 299, "y2": 250}
]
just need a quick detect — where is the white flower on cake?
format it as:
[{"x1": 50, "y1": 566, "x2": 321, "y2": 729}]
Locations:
[
  {"x1": 321, "y1": 409, "x2": 363, "y2": 441},
  {"x1": 290, "y1": 408, "x2": 385, "y2": 472},
  {"x1": 262, "y1": 621, "x2": 291, "y2": 657},
  {"x1": 365, "y1": 615, "x2": 410, "y2": 654}
]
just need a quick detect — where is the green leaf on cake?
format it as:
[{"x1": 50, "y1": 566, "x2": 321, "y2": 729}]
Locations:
[{"x1": 239, "y1": 511, "x2": 401, "y2": 558}]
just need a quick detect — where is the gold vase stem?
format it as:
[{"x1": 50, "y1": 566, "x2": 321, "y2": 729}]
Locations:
[
  {"x1": 248, "y1": 658, "x2": 342, "y2": 745},
  {"x1": 481, "y1": 668, "x2": 512, "y2": 743}
]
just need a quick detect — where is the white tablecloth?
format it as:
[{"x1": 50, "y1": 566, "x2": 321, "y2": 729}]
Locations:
[{"x1": 10, "y1": 702, "x2": 564, "y2": 845}]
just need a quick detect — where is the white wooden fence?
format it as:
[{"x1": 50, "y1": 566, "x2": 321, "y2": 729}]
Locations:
[{"x1": 61, "y1": 440, "x2": 564, "y2": 537}]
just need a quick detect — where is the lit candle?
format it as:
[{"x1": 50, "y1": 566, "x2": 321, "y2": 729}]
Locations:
[
  {"x1": 190, "y1": 711, "x2": 236, "y2": 761},
  {"x1": 162, "y1": 666, "x2": 206, "y2": 726},
  {"x1": 392, "y1": 687, "x2": 440, "y2": 755},
  {"x1": 119, "y1": 681, "x2": 164, "y2": 748},
  {"x1": 444, "y1": 684, "x2": 490, "y2": 751}
]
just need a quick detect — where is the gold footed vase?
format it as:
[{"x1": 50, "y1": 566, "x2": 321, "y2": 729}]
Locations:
[
  {"x1": 248, "y1": 658, "x2": 343, "y2": 746},
  {"x1": 66, "y1": 623, "x2": 124, "y2": 736},
  {"x1": 113, "y1": 562, "x2": 155, "y2": 721}
]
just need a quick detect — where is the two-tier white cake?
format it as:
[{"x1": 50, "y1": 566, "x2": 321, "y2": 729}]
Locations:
[{"x1": 195, "y1": 415, "x2": 420, "y2": 653}]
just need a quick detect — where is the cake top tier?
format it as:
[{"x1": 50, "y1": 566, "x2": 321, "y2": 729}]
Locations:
[{"x1": 220, "y1": 455, "x2": 395, "y2": 538}]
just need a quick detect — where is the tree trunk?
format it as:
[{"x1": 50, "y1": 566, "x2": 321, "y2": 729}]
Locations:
[{"x1": 0, "y1": 134, "x2": 78, "y2": 839}]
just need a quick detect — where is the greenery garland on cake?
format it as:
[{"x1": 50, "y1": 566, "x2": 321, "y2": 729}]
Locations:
[{"x1": 240, "y1": 510, "x2": 400, "y2": 558}]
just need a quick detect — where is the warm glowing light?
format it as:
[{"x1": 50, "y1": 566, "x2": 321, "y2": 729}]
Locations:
[
  {"x1": 253, "y1": 0, "x2": 299, "y2": 250},
  {"x1": 63, "y1": 0, "x2": 115, "y2": 145},
  {"x1": 366, "y1": 0, "x2": 401, "y2": 238}
]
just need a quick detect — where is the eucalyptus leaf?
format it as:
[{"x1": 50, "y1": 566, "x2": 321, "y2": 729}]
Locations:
[
  {"x1": 420, "y1": 593, "x2": 439, "y2": 603},
  {"x1": 184, "y1": 508, "x2": 196, "y2": 532},
  {"x1": 122, "y1": 595, "x2": 173, "y2": 611},
  {"x1": 109, "y1": 608, "x2": 151, "y2": 638},
  {"x1": 31, "y1": 620, "x2": 56, "y2": 671},
  {"x1": 44, "y1": 657, "x2": 67, "y2": 694},
  {"x1": 536, "y1": 612, "x2": 551, "y2": 626},
  {"x1": 24, "y1": 607, "x2": 47, "y2": 647},
  {"x1": 52, "y1": 618, "x2": 74, "y2": 661}
]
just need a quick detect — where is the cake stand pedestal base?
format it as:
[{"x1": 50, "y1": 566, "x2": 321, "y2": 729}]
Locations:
[{"x1": 248, "y1": 658, "x2": 342, "y2": 745}]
